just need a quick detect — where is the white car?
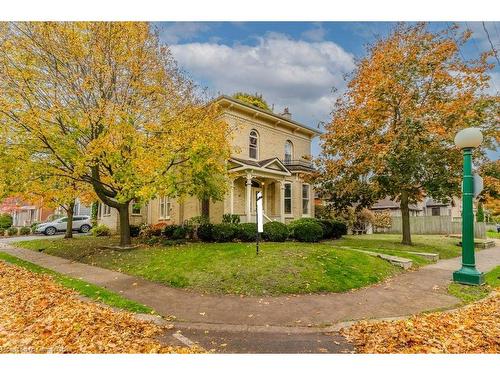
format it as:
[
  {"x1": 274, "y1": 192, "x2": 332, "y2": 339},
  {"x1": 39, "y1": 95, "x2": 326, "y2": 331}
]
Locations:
[{"x1": 35, "y1": 216, "x2": 92, "y2": 236}]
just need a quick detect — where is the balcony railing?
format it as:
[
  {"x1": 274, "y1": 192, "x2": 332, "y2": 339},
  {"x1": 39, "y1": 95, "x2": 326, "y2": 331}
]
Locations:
[{"x1": 282, "y1": 159, "x2": 314, "y2": 170}]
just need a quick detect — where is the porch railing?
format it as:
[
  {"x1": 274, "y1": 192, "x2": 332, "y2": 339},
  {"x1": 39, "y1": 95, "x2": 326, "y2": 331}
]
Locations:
[{"x1": 282, "y1": 159, "x2": 314, "y2": 170}]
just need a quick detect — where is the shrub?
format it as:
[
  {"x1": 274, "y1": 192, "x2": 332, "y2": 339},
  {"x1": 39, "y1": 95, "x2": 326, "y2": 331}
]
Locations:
[
  {"x1": 188, "y1": 215, "x2": 210, "y2": 226},
  {"x1": 212, "y1": 223, "x2": 238, "y2": 242},
  {"x1": 129, "y1": 225, "x2": 141, "y2": 237},
  {"x1": 291, "y1": 221, "x2": 323, "y2": 242},
  {"x1": 222, "y1": 214, "x2": 240, "y2": 224},
  {"x1": 0, "y1": 228, "x2": 4, "y2": 236},
  {"x1": 7, "y1": 227, "x2": 18, "y2": 236},
  {"x1": 331, "y1": 220, "x2": 348, "y2": 239},
  {"x1": 19, "y1": 226, "x2": 31, "y2": 235},
  {"x1": 30, "y1": 221, "x2": 40, "y2": 231},
  {"x1": 140, "y1": 223, "x2": 168, "y2": 238},
  {"x1": 318, "y1": 219, "x2": 334, "y2": 239},
  {"x1": 0, "y1": 214, "x2": 13, "y2": 229},
  {"x1": 91, "y1": 224, "x2": 111, "y2": 237},
  {"x1": 288, "y1": 217, "x2": 320, "y2": 238},
  {"x1": 140, "y1": 236, "x2": 186, "y2": 247},
  {"x1": 316, "y1": 219, "x2": 347, "y2": 239},
  {"x1": 163, "y1": 224, "x2": 192, "y2": 240},
  {"x1": 263, "y1": 221, "x2": 289, "y2": 242},
  {"x1": 197, "y1": 223, "x2": 214, "y2": 242},
  {"x1": 237, "y1": 223, "x2": 257, "y2": 242},
  {"x1": 162, "y1": 224, "x2": 179, "y2": 238}
]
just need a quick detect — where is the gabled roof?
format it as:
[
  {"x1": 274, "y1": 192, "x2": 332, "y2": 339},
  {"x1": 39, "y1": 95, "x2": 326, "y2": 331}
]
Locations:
[
  {"x1": 371, "y1": 197, "x2": 422, "y2": 211},
  {"x1": 215, "y1": 95, "x2": 322, "y2": 137},
  {"x1": 229, "y1": 157, "x2": 291, "y2": 176}
]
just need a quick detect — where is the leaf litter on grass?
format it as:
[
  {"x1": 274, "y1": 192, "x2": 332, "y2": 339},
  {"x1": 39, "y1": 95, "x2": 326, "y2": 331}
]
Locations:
[{"x1": 0, "y1": 261, "x2": 203, "y2": 353}]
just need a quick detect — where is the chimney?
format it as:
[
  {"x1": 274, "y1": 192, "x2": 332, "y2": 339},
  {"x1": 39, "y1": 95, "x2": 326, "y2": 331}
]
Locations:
[{"x1": 281, "y1": 107, "x2": 292, "y2": 120}]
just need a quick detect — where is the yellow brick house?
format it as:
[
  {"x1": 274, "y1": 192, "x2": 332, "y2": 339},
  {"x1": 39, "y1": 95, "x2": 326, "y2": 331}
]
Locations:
[{"x1": 97, "y1": 95, "x2": 321, "y2": 230}]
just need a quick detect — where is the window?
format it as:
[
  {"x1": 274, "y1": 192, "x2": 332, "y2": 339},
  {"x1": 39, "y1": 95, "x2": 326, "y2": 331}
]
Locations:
[
  {"x1": 159, "y1": 196, "x2": 171, "y2": 219},
  {"x1": 73, "y1": 217, "x2": 83, "y2": 221},
  {"x1": 284, "y1": 183, "x2": 292, "y2": 215},
  {"x1": 302, "y1": 184, "x2": 310, "y2": 215},
  {"x1": 102, "y1": 203, "x2": 111, "y2": 216},
  {"x1": 284, "y1": 140, "x2": 293, "y2": 163},
  {"x1": 431, "y1": 207, "x2": 441, "y2": 216},
  {"x1": 249, "y1": 130, "x2": 258, "y2": 159},
  {"x1": 131, "y1": 200, "x2": 142, "y2": 215},
  {"x1": 74, "y1": 201, "x2": 80, "y2": 215}
]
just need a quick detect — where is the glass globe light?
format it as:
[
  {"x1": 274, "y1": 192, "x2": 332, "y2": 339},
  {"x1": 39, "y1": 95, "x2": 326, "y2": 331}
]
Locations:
[{"x1": 454, "y1": 127, "x2": 483, "y2": 149}]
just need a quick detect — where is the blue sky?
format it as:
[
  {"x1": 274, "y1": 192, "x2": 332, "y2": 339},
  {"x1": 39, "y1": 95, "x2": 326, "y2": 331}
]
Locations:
[{"x1": 155, "y1": 22, "x2": 499, "y2": 158}]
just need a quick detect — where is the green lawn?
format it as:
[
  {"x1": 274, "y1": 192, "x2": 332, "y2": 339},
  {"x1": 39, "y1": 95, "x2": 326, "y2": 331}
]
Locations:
[
  {"x1": 486, "y1": 231, "x2": 500, "y2": 239},
  {"x1": 17, "y1": 236, "x2": 404, "y2": 296},
  {"x1": 16, "y1": 233, "x2": 460, "y2": 296},
  {"x1": 0, "y1": 252, "x2": 153, "y2": 314},
  {"x1": 447, "y1": 266, "x2": 500, "y2": 304},
  {"x1": 334, "y1": 234, "x2": 462, "y2": 259}
]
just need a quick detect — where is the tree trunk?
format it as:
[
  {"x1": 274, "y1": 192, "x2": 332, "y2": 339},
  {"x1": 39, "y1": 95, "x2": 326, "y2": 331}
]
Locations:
[
  {"x1": 117, "y1": 203, "x2": 131, "y2": 247},
  {"x1": 400, "y1": 191, "x2": 412, "y2": 245},
  {"x1": 64, "y1": 201, "x2": 75, "y2": 239}
]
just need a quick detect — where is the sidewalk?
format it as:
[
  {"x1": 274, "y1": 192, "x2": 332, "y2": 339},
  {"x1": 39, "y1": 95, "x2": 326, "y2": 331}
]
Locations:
[{"x1": 1, "y1": 242, "x2": 498, "y2": 331}]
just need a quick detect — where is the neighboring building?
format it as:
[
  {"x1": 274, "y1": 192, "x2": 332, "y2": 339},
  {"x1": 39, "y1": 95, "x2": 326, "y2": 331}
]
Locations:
[
  {"x1": 0, "y1": 197, "x2": 54, "y2": 227},
  {"x1": 371, "y1": 196, "x2": 469, "y2": 220},
  {"x1": 98, "y1": 95, "x2": 321, "y2": 231},
  {"x1": 52, "y1": 198, "x2": 92, "y2": 218},
  {"x1": 371, "y1": 197, "x2": 424, "y2": 217}
]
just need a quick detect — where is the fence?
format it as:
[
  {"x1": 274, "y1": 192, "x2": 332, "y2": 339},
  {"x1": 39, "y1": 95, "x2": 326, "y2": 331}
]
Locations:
[{"x1": 374, "y1": 215, "x2": 486, "y2": 239}]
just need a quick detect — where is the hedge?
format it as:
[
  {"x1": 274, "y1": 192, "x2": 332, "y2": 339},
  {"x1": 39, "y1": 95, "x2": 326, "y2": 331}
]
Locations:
[
  {"x1": 197, "y1": 223, "x2": 214, "y2": 242},
  {"x1": 19, "y1": 226, "x2": 31, "y2": 235},
  {"x1": 237, "y1": 223, "x2": 257, "y2": 242},
  {"x1": 212, "y1": 223, "x2": 238, "y2": 242},
  {"x1": 91, "y1": 224, "x2": 111, "y2": 237},
  {"x1": 263, "y1": 221, "x2": 288, "y2": 242},
  {"x1": 292, "y1": 221, "x2": 323, "y2": 242}
]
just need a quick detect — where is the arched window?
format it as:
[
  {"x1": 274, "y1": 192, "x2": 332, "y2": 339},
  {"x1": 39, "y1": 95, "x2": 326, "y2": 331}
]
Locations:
[
  {"x1": 284, "y1": 140, "x2": 293, "y2": 163},
  {"x1": 249, "y1": 130, "x2": 259, "y2": 159}
]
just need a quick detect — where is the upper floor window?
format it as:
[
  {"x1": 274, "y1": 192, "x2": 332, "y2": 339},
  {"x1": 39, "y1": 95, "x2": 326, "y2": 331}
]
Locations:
[
  {"x1": 284, "y1": 140, "x2": 293, "y2": 163},
  {"x1": 249, "y1": 130, "x2": 258, "y2": 159}
]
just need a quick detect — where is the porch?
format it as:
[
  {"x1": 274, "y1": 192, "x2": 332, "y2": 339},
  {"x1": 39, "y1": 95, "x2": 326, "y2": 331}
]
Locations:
[{"x1": 226, "y1": 157, "x2": 295, "y2": 224}]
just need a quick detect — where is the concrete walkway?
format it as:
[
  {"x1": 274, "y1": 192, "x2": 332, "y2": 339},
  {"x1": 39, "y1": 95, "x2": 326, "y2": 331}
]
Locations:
[{"x1": 1, "y1": 242, "x2": 498, "y2": 331}]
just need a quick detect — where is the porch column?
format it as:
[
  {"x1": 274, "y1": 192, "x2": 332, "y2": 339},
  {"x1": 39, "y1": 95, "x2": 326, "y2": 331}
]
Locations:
[
  {"x1": 280, "y1": 180, "x2": 285, "y2": 223},
  {"x1": 246, "y1": 173, "x2": 252, "y2": 223},
  {"x1": 230, "y1": 179, "x2": 235, "y2": 215}
]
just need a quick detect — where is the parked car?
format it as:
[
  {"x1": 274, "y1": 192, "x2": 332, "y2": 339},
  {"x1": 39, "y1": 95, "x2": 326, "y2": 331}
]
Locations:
[{"x1": 35, "y1": 216, "x2": 92, "y2": 236}]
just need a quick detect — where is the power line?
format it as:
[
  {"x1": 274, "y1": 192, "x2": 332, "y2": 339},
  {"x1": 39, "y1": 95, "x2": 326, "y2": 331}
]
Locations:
[{"x1": 482, "y1": 21, "x2": 500, "y2": 66}]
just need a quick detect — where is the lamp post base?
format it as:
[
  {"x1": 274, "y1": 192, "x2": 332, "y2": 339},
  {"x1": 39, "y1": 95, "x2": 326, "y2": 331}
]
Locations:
[{"x1": 453, "y1": 267, "x2": 485, "y2": 285}]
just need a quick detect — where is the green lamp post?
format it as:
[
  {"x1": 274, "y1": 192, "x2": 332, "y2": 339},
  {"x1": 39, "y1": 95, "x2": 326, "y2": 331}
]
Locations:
[{"x1": 453, "y1": 127, "x2": 485, "y2": 285}]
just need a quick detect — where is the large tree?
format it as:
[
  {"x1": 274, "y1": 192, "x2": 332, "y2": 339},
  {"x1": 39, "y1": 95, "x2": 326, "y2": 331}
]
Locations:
[
  {"x1": 0, "y1": 22, "x2": 231, "y2": 246},
  {"x1": 316, "y1": 23, "x2": 498, "y2": 245}
]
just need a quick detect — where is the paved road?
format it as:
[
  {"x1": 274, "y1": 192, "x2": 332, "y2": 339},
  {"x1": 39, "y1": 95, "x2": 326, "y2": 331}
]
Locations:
[{"x1": 159, "y1": 328, "x2": 354, "y2": 353}]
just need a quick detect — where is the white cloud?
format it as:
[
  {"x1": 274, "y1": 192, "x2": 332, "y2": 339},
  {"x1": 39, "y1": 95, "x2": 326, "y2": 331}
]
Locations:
[
  {"x1": 159, "y1": 22, "x2": 212, "y2": 44},
  {"x1": 170, "y1": 33, "x2": 355, "y2": 129},
  {"x1": 301, "y1": 22, "x2": 327, "y2": 42}
]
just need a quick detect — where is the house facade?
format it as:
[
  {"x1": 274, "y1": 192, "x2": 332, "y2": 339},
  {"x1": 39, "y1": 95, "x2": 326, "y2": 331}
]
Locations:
[
  {"x1": 0, "y1": 197, "x2": 54, "y2": 227},
  {"x1": 371, "y1": 196, "x2": 467, "y2": 220},
  {"x1": 98, "y1": 95, "x2": 321, "y2": 231}
]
